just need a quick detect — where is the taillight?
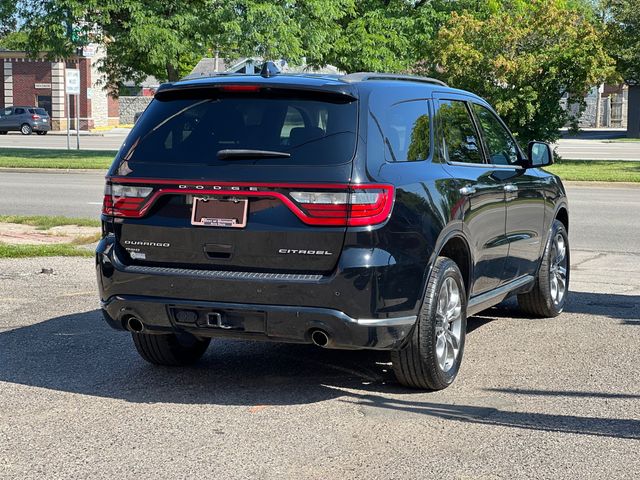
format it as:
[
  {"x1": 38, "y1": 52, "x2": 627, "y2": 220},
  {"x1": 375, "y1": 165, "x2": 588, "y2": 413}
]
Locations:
[
  {"x1": 31, "y1": 114, "x2": 40, "y2": 120},
  {"x1": 102, "y1": 183, "x2": 154, "y2": 217},
  {"x1": 290, "y1": 185, "x2": 394, "y2": 226},
  {"x1": 101, "y1": 179, "x2": 393, "y2": 226}
]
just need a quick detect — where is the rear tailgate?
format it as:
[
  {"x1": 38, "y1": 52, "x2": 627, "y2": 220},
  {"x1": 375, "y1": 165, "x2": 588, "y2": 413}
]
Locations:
[{"x1": 103, "y1": 82, "x2": 390, "y2": 274}]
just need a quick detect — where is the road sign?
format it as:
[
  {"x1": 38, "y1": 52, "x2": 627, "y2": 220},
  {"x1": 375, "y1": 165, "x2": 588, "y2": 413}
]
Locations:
[
  {"x1": 81, "y1": 45, "x2": 96, "y2": 58},
  {"x1": 66, "y1": 69, "x2": 80, "y2": 95}
]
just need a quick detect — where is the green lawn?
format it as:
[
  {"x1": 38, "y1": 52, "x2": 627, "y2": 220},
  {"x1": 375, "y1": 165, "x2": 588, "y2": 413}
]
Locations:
[
  {"x1": 0, "y1": 148, "x2": 116, "y2": 169},
  {"x1": 546, "y1": 160, "x2": 640, "y2": 182},
  {"x1": 0, "y1": 244, "x2": 93, "y2": 258},
  {"x1": 0, "y1": 215, "x2": 101, "y2": 230}
]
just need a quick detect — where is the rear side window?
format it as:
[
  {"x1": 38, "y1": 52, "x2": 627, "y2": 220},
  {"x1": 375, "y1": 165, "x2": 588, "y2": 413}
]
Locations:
[
  {"x1": 383, "y1": 100, "x2": 431, "y2": 162},
  {"x1": 119, "y1": 93, "x2": 358, "y2": 166},
  {"x1": 438, "y1": 100, "x2": 483, "y2": 164},
  {"x1": 14, "y1": 108, "x2": 25, "y2": 115}
]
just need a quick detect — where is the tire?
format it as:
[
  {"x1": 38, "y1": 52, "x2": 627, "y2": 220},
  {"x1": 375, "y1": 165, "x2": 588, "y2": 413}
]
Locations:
[
  {"x1": 36, "y1": 131, "x2": 47, "y2": 135},
  {"x1": 132, "y1": 332, "x2": 211, "y2": 366},
  {"x1": 391, "y1": 257, "x2": 467, "y2": 390},
  {"x1": 20, "y1": 123, "x2": 33, "y2": 135},
  {"x1": 518, "y1": 219, "x2": 569, "y2": 317},
  {"x1": 0, "y1": 131, "x2": 7, "y2": 135}
]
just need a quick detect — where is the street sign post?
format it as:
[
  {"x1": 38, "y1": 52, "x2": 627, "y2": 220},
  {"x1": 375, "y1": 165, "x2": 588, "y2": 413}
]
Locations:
[{"x1": 65, "y1": 69, "x2": 81, "y2": 150}]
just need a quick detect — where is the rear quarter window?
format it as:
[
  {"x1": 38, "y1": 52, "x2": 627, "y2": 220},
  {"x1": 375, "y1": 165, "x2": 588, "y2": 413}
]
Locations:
[{"x1": 381, "y1": 100, "x2": 432, "y2": 162}]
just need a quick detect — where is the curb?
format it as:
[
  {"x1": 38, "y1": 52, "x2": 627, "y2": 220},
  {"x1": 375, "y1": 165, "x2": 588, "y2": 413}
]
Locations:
[{"x1": 563, "y1": 181, "x2": 640, "y2": 188}]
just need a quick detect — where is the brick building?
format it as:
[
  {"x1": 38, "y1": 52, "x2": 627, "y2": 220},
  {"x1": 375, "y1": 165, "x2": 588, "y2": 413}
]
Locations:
[{"x1": 1, "y1": 47, "x2": 119, "y2": 130}]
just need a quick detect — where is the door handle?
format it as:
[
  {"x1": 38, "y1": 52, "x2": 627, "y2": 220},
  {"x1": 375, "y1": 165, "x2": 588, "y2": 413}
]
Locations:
[
  {"x1": 504, "y1": 184, "x2": 518, "y2": 193},
  {"x1": 459, "y1": 186, "x2": 477, "y2": 195}
]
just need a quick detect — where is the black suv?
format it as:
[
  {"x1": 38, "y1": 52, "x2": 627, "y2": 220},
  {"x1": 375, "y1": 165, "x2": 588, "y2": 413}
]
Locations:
[{"x1": 97, "y1": 68, "x2": 569, "y2": 390}]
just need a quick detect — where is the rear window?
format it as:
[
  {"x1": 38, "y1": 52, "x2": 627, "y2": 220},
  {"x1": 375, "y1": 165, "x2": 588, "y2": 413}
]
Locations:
[
  {"x1": 34, "y1": 108, "x2": 48, "y2": 115},
  {"x1": 119, "y1": 92, "x2": 358, "y2": 166}
]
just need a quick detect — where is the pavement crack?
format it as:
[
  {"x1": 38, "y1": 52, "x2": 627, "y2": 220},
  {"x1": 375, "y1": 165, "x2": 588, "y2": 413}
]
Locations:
[{"x1": 572, "y1": 251, "x2": 607, "y2": 269}]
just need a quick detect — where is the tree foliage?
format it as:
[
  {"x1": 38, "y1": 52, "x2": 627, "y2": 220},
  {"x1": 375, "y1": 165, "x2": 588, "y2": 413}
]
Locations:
[
  {"x1": 1, "y1": 0, "x2": 617, "y2": 142},
  {"x1": 6, "y1": 0, "x2": 213, "y2": 89},
  {"x1": 604, "y1": 0, "x2": 640, "y2": 84},
  {"x1": 212, "y1": 0, "x2": 354, "y2": 67},
  {"x1": 326, "y1": 0, "x2": 443, "y2": 73},
  {"x1": 418, "y1": 1, "x2": 614, "y2": 143}
]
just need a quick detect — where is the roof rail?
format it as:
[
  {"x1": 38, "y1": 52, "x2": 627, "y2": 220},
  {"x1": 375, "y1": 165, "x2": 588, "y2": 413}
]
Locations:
[
  {"x1": 341, "y1": 72, "x2": 448, "y2": 87},
  {"x1": 180, "y1": 71, "x2": 248, "y2": 81}
]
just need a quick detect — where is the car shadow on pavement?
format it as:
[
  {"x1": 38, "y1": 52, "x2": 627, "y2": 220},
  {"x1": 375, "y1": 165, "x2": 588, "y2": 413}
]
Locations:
[
  {"x1": 485, "y1": 387, "x2": 640, "y2": 400},
  {"x1": 1, "y1": 309, "x2": 638, "y2": 440},
  {"x1": 563, "y1": 291, "x2": 640, "y2": 323},
  {"x1": 338, "y1": 391, "x2": 640, "y2": 440},
  {"x1": 477, "y1": 290, "x2": 639, "y2": 324}
]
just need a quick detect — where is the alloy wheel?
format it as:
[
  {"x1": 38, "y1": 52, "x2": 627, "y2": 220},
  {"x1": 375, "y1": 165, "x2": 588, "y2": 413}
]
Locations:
[
  {"x1": 549, "y1": 233, "x2": 568, "y2": 306},
  {"x1": 435, "y1": 277, "x2": 463, "y2": 372}
]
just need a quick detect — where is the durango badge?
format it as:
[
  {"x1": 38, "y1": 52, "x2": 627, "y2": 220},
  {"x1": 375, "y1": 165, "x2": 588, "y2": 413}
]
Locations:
[{"x1": 123, "y1": 240, "x2": 171, "y2": 248}]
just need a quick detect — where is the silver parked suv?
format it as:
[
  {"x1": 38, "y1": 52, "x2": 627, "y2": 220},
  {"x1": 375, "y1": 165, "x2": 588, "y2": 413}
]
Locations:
[{"x1": 0, "y1": 106, "x2": 51, "y2": 135}]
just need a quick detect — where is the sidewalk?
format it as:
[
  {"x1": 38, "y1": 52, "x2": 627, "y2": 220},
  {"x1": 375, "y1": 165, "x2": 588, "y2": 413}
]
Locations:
[{"x1": 47, "y1": 127, "x2": 132, "y2": 137}]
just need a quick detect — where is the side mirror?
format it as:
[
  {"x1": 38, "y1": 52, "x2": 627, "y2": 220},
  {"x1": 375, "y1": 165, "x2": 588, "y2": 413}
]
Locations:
[{"x1": 527, "y1": 141, "x2": 553, "y2": 167}]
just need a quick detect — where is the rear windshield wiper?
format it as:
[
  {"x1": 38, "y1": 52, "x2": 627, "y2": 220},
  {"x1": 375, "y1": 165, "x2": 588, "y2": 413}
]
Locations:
[{"x1": 217, "y1": 149, "x2": 291, "y2": 160}]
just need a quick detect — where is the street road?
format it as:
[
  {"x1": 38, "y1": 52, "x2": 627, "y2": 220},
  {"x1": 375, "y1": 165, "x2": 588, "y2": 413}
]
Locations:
[
  {"x1": 0, "y1": 170, "x2": 105, "y2": 218},
  {"x1": 555, "y1": 138, "x2": 640, "y2": 160},
  {"x1": 0, "y1": 170, "x2": 638, "y2": 254},
  {"x1": 1, "y1": 129, "x2": 640, "y2": 160},
  {"x1": 1, "y1": 225, "x2": 639, "y2": 478},
  {"x1": 0, "y1": 130, "x2": 127, "y2": 151}
]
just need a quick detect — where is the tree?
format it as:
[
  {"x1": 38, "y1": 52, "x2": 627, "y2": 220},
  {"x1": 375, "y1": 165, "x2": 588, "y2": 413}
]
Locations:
[
  {"x1": 9, "y1": 0, "x2": 356, "y2": 92},
  {"x1": 605, "y1": 0, "x2": 640, "y2": 137},
  {"x1": 417, "y1": 1, "x2": 614, "y2": 144},
  {"x1": 212, "y1": 0, "x2": 355, "y2": 67},
  {"x1": 11, "y1": 0, "x2": 214, "y2": 91},
  {"x1": 326, "y1": 0, "x2": 442, "y2": 73}
]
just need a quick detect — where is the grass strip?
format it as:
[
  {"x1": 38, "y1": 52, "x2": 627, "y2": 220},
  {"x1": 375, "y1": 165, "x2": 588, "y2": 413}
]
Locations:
[
  {"x1": 546, "y1": 160, "x2": 640, "y2": 182},
  {"x1": 0, "y1": 215, "x2": 100, "y2": 230},
  {"x1": 0, "y1": 243, "x2": 93, "y2": 258},
  {"x1": 0, "y1": 148, "x2": 115, "y2": 169}
]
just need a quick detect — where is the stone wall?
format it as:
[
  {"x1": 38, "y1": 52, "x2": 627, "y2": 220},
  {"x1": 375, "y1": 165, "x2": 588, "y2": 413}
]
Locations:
[
  {"x1": 90, "y1": 47, "x2": 109, "y2": 127},
  {"x1": 119, "y1": 96, "x2": 153, "y2": 124},
  {"x1": 567, "y1": 84, "x2": 629, "y2": 129},
  {"x1": 577, "y1": 87, "x2": 599, "y2": 128}
]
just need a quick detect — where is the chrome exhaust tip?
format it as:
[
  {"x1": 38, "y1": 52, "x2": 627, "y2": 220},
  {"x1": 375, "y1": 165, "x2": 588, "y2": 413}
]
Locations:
[
  {"x1": 125, "y1": 316, "x2": 145, "y2": 333},
  {"x1": 310, "y1": 329, "x2": 330, "y2": 348}
]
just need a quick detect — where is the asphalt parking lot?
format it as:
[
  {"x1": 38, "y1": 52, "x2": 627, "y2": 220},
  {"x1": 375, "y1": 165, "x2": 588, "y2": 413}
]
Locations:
[{"x1": 1, "y1": 194, "x2": 639, "y2": 478}]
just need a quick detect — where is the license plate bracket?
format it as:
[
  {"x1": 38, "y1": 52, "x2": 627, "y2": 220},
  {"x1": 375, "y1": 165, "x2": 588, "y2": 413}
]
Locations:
[{"x1": 190, "y1": 197, "x2": 248, "y2": 228}]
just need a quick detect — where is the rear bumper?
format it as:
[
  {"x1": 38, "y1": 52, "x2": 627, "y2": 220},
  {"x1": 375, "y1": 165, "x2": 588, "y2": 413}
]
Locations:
[
  {"x1": 101, "y1": 295, "x2": 415, "y2": 350},
  {"x1": 96, "y1": 235, "x2": 419, "y2": 350},
  {"x1": 32, "y1": 122, "x2": 51, "y2": 131}
]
